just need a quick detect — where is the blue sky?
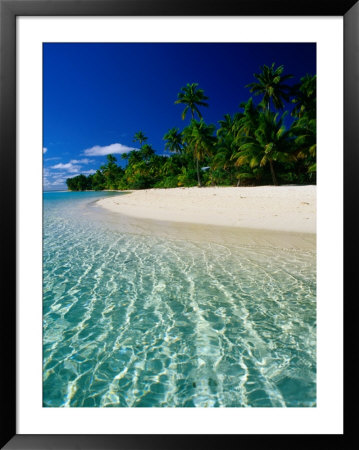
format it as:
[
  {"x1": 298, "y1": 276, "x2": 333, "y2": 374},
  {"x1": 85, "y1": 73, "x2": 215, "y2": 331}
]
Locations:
[{"x1": 43, "y1": 43, "x2": 316, "y2": 190}]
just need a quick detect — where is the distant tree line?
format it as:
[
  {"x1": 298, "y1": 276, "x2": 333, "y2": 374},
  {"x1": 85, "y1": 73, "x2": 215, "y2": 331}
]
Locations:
[{"x1": 66, "y1": 63, "x2": 316, "y2": 191}]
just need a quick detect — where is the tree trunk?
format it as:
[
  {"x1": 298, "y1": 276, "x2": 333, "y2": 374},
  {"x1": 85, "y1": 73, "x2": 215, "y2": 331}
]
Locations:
[
  {"x1": 196, "y1": 158, "x2": 202, "y2": 187},
  {"x1": 269, "y1": 160, "x2": 278, "y2": 186}
]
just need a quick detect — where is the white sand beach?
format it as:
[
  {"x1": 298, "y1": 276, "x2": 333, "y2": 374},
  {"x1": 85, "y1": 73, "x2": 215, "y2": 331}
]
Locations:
[{"x1": 97, "y1": 185, "x2": 316, "y2": 234}]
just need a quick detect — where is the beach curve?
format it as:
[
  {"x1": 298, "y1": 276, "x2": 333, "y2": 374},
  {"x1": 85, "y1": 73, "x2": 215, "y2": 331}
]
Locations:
[{"x1": 97, "y1": 186, "x2": 316, "y2": 234}]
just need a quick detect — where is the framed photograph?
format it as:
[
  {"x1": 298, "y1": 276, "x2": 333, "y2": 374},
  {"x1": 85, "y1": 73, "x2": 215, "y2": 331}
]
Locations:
[{"x1": 1, "y1": 0, "x2": 356, "y2": 448}]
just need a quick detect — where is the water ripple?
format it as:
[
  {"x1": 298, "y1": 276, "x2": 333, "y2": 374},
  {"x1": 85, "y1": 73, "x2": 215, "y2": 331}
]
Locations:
[{"x1": 43, "y1": 192, "x2": 316, "y2": 407}]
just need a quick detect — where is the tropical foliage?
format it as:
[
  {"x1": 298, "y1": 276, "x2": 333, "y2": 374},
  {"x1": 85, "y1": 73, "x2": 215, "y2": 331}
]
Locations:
[
  {"x1": 66, "y1": 65, "x2": 316, "y2": 191},
  {"x1": 246, "y1": 63, "x2": 293, "y2": 111},
  {"x1": 175, "y1": 82, "x2": 209, "y2": 120},
  {"x1": 133, "y1": 130, "x2": 148, "y2": 147}
]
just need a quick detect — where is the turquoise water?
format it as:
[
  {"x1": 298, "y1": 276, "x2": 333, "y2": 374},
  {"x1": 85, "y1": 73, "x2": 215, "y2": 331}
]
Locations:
[{"x1": 43, "y1": 191, "x2": 316, "y2": 407}]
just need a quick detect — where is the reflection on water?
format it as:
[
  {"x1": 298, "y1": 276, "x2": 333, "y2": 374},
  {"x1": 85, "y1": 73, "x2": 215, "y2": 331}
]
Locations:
[{"x1": 43, "y1": 191, "x2": 316, "y2": 407}]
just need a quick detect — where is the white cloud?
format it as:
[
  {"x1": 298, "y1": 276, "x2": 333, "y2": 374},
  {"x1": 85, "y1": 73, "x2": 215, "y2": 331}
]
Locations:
[
  {"x1": 44, "y1": 158, "x2": 98, "y2": 189},
  {"x1": 44, "y1": 152, "x2": 108, "y2": 189},
  {"x1": 44, "y1": 157, "x2": 61, "y2": 162},
  {"x1": 48, "y1": 177, "x2": 67, "y2": 185},
  {"x1": 49, "y1": 158, "x2": 93, "y2": 172},
  {"x1": 43, "y1": 147, "x2": 47, "y2": 154},
  {"x1": 43, "y1": 171, "x2": 68, "y2": 189},
  {"x1": 66, "y1": 169, "x2": 96, "y2": 178},
  {"x1": 70, "y1": 158, "x2": 94, "y2": 164},
  {"x1": 51, "y1": 162, "x2": 81, "y2": 173},
  {"x1": 83, "y1": 142, "x2": 137, "y2": 156}
]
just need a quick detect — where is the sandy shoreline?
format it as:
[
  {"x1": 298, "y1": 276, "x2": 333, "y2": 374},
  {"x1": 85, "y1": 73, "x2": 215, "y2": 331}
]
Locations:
[{"x1": 97, "y1": 186, "x2": 316, "y2": 234}]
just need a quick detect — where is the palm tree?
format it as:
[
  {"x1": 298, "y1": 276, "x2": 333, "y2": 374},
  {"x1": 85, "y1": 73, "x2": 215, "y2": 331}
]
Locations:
[
  {"x1": 234, "y1": 98, "x2": 261, "y2": 141},
  {"x1": 291, "y1": 119, "x2": 316, "y2": 181},
  {"x1": 100, "y1": 154, "x2": 118, "y2": 189},
  {"x1": 290, "y1": 74, "x2": 316, "y2": 178},
  {"x1": 127, "y1": 149, "x2": 143, "y2": 166},
  {"x1": 175, "y1": 83, "x2": 209, "y2": 120},
  {"x1": 182, "y1": 119, "x2": 216, "y2": 186},
  {"x1": 163, "y1": 127, "x2": 183, "y2": 154},
  {"x1": 140, "y1": 143, "x2": 155, "y2": 161},
  {"x1": 291, "y1": 117, "x2": 316, "y2": 158},
  {"x1": 217, "y1": 114, "x2": 239, "y2": 139},
  {"x1": 160, "y1": 155, "x2": 180, "y2": 178},
  {"x1": 246, "y1": 63, "x2": 293, "y2": 111},
  {"x1": 211, "y1": 134, "x2": 238, "y2": 185},
  {"x1": 133, "y1": 130, "x2": 148, "y2": 148},
  {"x1": 92, "y1": 169, "x2": 106, "y2": 190},
  {"x1": 291, "y1": 74, "x2": 316, "y2": 119},
  {"x1": 232, "y1": 111, "x2": 295, "y2": 185}
]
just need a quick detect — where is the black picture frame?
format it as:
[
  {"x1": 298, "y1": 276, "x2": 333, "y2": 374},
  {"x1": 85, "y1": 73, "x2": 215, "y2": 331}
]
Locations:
[{"x1": 1, "y1": 0, "x2": 356, "y2": 448}]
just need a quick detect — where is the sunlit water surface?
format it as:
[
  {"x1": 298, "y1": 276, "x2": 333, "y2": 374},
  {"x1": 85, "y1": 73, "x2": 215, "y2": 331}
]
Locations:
[{"x1": 43, "y1": 191, "x2": 316, "y2": 407}]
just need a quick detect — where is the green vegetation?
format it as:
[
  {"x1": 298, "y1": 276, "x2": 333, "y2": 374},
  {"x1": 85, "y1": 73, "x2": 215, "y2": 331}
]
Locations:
[
  {"x1": 133, "y1": 130, "x2": 148, "y2": 147},
  {"x1": 66, "y1": 64, "x2": 316, "y2": 191}
]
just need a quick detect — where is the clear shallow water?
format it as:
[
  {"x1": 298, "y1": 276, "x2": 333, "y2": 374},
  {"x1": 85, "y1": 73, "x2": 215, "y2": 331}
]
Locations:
[{"x1": 43, "y1": 191, "x2": 316, "y2": 407}]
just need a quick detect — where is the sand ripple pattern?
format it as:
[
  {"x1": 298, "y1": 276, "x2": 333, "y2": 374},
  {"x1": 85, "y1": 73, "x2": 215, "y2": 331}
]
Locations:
[{"x1": 43, "y1": 192, "x2": 316, "y2": 407}]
